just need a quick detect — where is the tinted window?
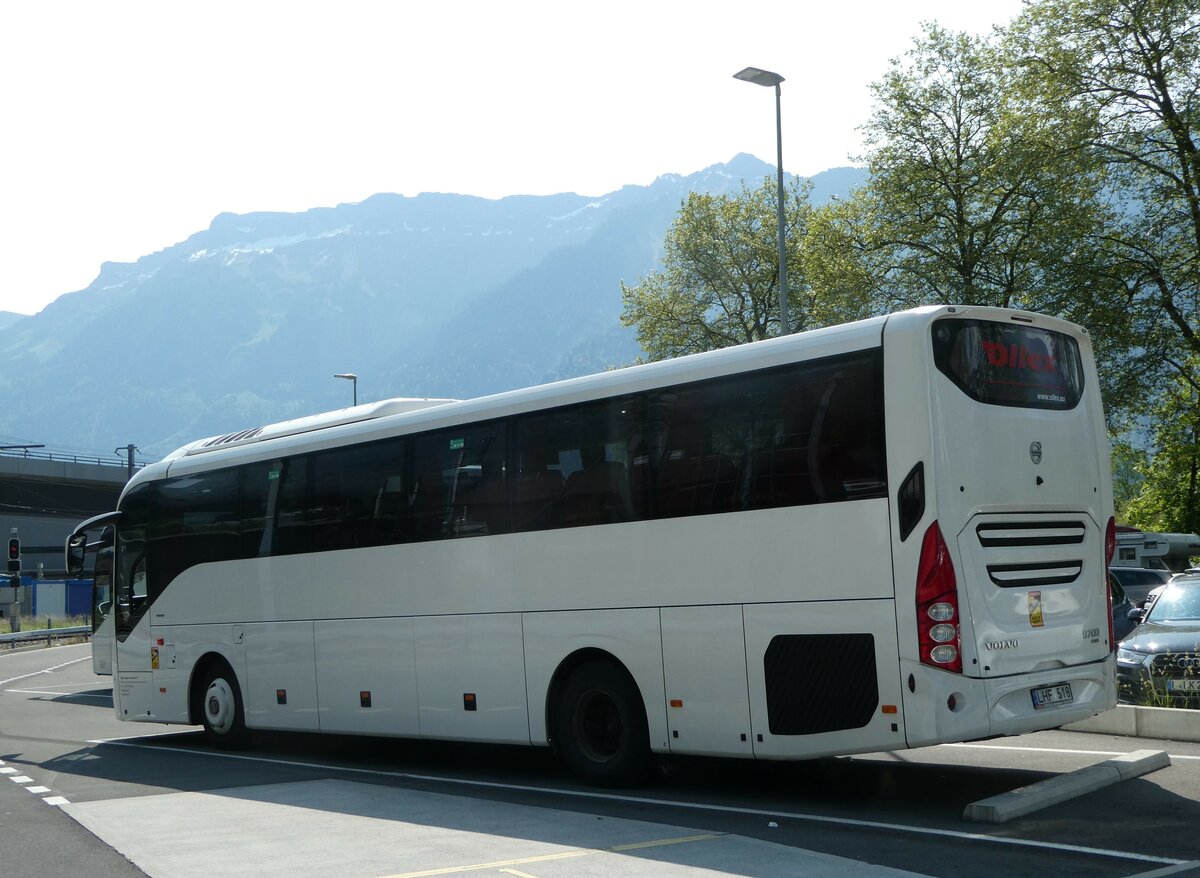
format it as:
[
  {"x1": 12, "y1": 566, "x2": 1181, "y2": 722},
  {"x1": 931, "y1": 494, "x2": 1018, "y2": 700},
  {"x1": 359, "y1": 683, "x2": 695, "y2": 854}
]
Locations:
[
  {"x1": 651, "y1": 350, "x2": 887, "y2": 515},
  {"x1": 309, "y1": 439, "x2": 407, "y2": 552},
  {"x1": 154, "y1": 469, "x2": 243, "y2": 584},
  {"x1": 515, "y1": 396, "x2": 647, "y2": 530},
  {"x1": 411, "y1": 421, "x2": 507, "y2": 539},
  {"x1": 274, "y1": 456, "x2": 311, "y2": 556},
  {"x1": 132, "y1": 350, "x2": 890, "y2": 582},
  {"x1": 240, "y1": 460, "x2": 276, "y2": 558},
  {"x1": 932, "y1": 318, "x2": 1084, "y2": 410}
]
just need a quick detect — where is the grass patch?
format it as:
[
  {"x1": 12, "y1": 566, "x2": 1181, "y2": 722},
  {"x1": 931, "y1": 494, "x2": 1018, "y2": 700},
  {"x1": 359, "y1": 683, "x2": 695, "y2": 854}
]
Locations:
[{"x1": 0, "y1": 615, "x2": 88, "y2": 635}]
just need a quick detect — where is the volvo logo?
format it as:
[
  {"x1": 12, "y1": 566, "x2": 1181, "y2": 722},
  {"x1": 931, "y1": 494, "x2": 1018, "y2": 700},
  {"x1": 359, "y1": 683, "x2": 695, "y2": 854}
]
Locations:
[{"x1": 1029, "y1": 441, "x2": 1043, "y2": 465}]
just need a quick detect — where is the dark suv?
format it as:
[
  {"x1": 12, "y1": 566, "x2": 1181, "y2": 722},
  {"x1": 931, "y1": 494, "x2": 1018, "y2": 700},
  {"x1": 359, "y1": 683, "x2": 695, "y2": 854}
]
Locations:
[{"x1": 1109, "y1": 566, "x2": 1175, "y2": 607}]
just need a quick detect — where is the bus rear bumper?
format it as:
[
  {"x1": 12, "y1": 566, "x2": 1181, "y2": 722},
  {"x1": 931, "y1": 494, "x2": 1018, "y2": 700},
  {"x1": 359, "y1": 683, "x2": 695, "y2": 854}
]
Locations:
[
  {"x1": 902, "y1": 655, "x2": 1117, "y2": 748},
  {"x1": 981, "y1": 655, "x2": 1117, "y2": 737}
]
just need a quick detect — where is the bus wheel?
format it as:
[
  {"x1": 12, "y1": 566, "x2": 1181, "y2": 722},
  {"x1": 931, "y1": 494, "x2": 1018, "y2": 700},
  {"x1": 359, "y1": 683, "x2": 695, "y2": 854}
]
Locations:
[
  {"x1": 554, "y1": 661, "x2": 652, "y2": 787},
  {"x1": 199, "y1": 664, "x2": 249, "y2": 749}
]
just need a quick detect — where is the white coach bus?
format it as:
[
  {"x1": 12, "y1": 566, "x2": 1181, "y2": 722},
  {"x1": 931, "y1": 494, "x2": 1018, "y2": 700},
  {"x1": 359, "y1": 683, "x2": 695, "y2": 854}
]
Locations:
[{"x1": 69, "y1": 305, "x2": 1117, "y2": 785}]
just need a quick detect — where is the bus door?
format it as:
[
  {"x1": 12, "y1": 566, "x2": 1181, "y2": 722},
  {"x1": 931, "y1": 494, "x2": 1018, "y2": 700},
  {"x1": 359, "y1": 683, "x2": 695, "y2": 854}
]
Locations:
[{"x1": 110, "y1": 487, "x2": 156, "y2": 719}]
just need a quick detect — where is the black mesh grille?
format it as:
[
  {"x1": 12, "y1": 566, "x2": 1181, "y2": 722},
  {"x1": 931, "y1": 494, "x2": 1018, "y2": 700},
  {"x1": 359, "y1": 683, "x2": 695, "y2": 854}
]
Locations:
[{"x1": 764, "y1": 633, "x2": 878, "y2": 735}]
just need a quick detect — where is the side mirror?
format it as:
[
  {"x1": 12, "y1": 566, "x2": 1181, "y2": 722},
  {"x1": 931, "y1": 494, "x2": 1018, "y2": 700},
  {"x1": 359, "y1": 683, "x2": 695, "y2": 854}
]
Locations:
[
  {"x1": 65, "y1": 533, "x2": 87, "y2": 578},
  {"x1": 1126, "y1": 607, "x2": 1145, "y2": 623}
]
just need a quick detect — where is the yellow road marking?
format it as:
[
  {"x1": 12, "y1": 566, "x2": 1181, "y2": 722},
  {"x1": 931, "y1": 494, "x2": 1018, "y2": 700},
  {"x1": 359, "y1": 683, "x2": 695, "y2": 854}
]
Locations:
[
  {"x1": 380, "y1": 832, "x2": 724, "y2": 878},
  {"x1": 608, "y1": 833, "x2": 720, "y2": 852}
]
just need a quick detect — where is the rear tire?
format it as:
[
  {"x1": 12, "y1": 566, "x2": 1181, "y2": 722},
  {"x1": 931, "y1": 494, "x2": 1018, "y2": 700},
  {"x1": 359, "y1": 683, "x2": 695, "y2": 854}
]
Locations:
[
  {"x1": 198, "y1": 664, "x2": 250, "y2": 749},
  {"x1": 553, "y1": 661, "x2": 653, "y2": 787}
]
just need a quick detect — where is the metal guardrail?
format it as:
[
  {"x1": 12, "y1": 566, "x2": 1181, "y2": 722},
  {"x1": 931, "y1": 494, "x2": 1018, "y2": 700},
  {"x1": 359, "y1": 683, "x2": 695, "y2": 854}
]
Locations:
[
  {"x1": 0, "y1": 625, "x2": 90, "y2": 648},
  {"x1": 0, "y1": 448, "x2": 142, "y2": 470}
]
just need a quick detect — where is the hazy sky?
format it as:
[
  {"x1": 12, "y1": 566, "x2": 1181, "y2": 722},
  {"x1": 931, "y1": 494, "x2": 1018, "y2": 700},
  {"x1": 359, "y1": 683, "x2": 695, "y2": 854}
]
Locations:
[{"x1": 0, "y1": 0, "x2": 1024, "y2": 316}]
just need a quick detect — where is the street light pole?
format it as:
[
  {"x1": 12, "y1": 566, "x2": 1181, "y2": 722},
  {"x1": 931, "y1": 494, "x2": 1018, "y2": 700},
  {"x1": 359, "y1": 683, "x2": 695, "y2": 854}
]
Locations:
[
  {"x1": 733, "y1": 66, "x2": 790, "y2": 336},
  {"x1": 334, "y1": 373, "x2": 358, "y2": 406}
]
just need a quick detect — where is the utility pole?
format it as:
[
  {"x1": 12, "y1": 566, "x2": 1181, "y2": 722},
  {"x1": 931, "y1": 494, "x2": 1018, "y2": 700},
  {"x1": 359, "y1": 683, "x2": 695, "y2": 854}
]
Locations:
[{"x1": 115, "y1": 444, "x2": 138, "y2": 479}]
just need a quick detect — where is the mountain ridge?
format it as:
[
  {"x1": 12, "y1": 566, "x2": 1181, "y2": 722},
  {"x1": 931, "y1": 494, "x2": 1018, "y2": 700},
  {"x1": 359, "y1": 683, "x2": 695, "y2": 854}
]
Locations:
[{"x1": 0, "y1": 156, "x2": 866, "y2": 459}]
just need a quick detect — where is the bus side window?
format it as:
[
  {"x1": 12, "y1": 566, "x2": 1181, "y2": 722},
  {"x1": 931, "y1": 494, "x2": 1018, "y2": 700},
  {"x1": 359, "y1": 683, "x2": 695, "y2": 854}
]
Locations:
[
  {"x1": 410, "y1": 422, "x2": 507, "y2": 540},
  {"x1": 516, "y1": 396, "x2": 646, "y2": 530},
  {"x1": 274, "y1": 456, "x2": 312, "y2": 555}
]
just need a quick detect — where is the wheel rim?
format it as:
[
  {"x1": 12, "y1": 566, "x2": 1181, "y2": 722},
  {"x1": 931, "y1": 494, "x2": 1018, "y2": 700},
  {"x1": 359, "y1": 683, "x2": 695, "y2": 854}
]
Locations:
[
  {"x1": 204, "y1": 678, "x2": 236, "y2": 735},
  {"x1": 573, "y1": 688, "x2": 622, "y2": 762}
]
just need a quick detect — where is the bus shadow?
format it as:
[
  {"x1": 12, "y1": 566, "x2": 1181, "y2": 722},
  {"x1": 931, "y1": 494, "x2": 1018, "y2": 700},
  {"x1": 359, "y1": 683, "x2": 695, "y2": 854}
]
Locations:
[{"x1": 30, "y1": 687, "x2": 113, "y2": 708}]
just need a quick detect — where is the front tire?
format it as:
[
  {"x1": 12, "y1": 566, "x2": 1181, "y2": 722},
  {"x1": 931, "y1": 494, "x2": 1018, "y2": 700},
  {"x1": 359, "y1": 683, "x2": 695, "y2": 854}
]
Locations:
[
  {"x1": 553, "y1": 661, "x2": 653, "y2": 787},
  {"x1": 199, "y1": 664, "x2": 249, "y2": 749}
]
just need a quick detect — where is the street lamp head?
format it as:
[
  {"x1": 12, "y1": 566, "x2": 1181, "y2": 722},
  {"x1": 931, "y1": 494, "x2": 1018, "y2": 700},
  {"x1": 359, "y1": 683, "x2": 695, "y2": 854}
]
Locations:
[
  {"x1": 334, "y1": 372, "x2": 358, "y2": 406},
  {"x1": 733, "y1": 66, "x2": 784, "y2": 88}
]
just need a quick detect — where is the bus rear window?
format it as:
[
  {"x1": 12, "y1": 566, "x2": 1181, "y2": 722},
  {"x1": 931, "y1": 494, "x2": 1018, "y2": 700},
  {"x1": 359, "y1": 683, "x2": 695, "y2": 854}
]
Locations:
[{"x1": 931, "y1": 318, "x2": 1084, "y2": 410}]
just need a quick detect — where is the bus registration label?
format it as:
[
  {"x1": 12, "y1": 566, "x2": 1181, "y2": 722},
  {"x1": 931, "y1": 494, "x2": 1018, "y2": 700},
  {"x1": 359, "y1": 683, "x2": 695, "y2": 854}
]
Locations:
[{"x1": 1031, "y1": 682, "x2": 1074, "y2": 709}]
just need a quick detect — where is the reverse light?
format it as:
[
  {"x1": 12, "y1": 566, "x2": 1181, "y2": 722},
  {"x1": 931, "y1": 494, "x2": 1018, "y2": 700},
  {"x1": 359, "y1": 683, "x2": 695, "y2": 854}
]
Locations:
[
  {"x1": 927, "y1": 602, "x2": 955, "y2": 622},
  {"x1": 929, "y1": 623, "x2": 956, "y2": 643},
  {"x1": 916, "y1": 521, "x2": 963, "y2": 673}
]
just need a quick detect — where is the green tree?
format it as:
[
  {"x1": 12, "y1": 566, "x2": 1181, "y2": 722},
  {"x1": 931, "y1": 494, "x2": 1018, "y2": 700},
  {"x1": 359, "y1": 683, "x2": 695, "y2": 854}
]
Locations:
[
  {"x1": 815, "y1": 23, "x2": 1110, "y2": 316},
  {"x1": 619, "y1": 179, "x2": 814, "y2": 361},
  {"x1": 1110, "y1": 437, "x2": 1150, "y2": 523},
  {"x1": 1124, "y1": 363, "x2": 1200, "y2": 533},
  {"x1": 1008, "y1": 0, "x2": 1200, "y2": 404}
]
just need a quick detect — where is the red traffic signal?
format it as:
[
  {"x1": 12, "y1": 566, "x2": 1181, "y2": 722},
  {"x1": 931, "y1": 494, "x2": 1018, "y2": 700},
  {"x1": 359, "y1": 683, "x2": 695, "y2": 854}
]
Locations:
[{"x1": 6, "y1": 538, "x2": 17, "y2": 560}]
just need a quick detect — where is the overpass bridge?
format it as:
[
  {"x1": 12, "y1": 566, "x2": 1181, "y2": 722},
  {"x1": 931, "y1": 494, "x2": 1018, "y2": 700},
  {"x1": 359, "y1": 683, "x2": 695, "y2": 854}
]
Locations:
[{"x1": 0, "y1": 448, "x2": 133, "y2": 580}]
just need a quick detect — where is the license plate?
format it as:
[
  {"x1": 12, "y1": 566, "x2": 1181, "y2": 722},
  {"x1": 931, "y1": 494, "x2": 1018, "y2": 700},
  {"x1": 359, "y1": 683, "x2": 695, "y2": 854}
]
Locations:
[
  {"x1": 1167, "y1": 679, "x2": 1200, "y2": 693},
  {"x1": 1031, "y1": 682, "x2": 1074, "y2": 709}
]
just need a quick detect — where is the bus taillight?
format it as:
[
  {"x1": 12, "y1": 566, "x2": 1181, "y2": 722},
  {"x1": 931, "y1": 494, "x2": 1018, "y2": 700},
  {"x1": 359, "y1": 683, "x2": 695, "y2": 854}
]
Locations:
[{"x1": 917, "y1": 521, "x2": 962, "y2": 673}]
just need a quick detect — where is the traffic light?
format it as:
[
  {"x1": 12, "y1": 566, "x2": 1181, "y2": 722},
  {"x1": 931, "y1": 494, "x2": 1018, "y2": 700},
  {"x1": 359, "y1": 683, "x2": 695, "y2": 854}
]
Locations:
[{"x1": 6, "y1": 537, "x2": 19, "y2": 573}]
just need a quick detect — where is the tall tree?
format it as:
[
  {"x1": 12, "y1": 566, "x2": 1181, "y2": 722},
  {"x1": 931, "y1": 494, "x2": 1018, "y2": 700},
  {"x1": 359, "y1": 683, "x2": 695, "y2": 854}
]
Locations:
[
  {"x1": 819, "y1": 23, "x2": 1110, "y2": 315},
  {"x1": 1007, "y1": 0, "x2": 1200, "y2": 520},
  {"x1": 1008, "y1": 0, "x2": 1200, "y2": 401},
  {"x1": 619, "y1": 179, "x2": 816, "y2": 361}
]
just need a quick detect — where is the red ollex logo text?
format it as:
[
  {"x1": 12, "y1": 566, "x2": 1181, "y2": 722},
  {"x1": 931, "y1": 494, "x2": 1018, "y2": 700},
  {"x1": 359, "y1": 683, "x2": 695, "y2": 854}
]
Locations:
[{"x1": 981, "y1": 341, "x2": 1056, "y2": 372}]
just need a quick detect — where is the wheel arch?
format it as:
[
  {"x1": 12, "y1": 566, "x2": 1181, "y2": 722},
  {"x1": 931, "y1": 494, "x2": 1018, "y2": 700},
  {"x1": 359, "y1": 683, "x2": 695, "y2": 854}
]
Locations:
[
  {"x1": 544, "y1": 648, "x2": 645, "y2": 753},
  {"x1": 187, "y1": 650, "x2": 238, "y2": 726}
]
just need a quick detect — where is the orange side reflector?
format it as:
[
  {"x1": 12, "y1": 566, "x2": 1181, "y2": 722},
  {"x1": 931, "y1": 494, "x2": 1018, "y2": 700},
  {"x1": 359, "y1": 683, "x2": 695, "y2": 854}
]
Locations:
[
  {"x1": 669, "y1": 699, "x2": 683, "y2": 708},
  {"x1": 882, "y1": 705, "x2": 898, "y2": 714}
]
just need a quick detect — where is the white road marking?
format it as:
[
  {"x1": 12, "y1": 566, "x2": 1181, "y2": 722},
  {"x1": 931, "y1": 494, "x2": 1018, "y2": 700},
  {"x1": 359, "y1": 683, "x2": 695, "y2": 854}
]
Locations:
[{"x1": 0, "y1": 656, "x2": 90, "y2": 687}]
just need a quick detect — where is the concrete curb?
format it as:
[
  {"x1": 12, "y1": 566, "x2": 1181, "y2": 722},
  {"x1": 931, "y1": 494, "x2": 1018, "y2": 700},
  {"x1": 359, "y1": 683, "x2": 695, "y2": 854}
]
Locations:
[
  {"x1": 1065, "y1": 705, "x2": 1200, "y2": 742},
  {"x1": 963, "y1": 749, "x2": 1171, "y2": 824}
]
